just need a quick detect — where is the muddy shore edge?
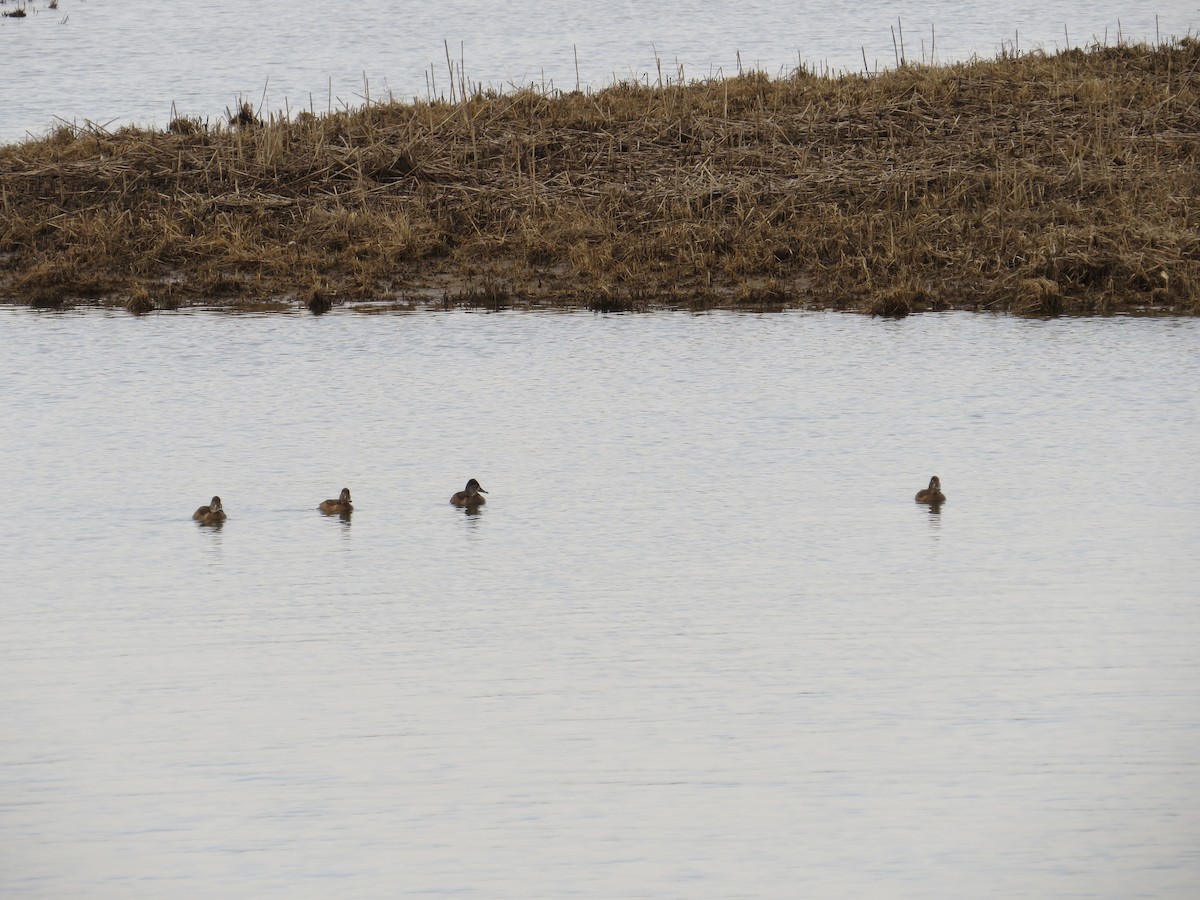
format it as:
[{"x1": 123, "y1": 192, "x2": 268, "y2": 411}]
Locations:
[{"x1": 1, "y1": 40, "x2": 1197, "y2": 316}]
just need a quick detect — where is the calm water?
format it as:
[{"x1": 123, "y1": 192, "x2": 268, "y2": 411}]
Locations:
[
  {"x1": 1, "y1": 306, "x2": 1198, "y2": 897},
  {"x1": 1, "y1": 0, "x2": 1197, "y2": 143}
]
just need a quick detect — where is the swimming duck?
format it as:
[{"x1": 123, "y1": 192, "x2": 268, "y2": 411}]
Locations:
[
  {"x1": 192, "y1": 495, "x2": 227, "y2": 524},
  {"x1": 915, "y1": 476, "x2": 946, "y2": 504},
  {"x1": 450, "y1": 478, "x2": 488, "y2": 507},
  {"x1": 319, "y1": 487, "x2": 353, "y2": 514}
]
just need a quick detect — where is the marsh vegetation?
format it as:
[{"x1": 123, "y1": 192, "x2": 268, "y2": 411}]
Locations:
[{"x1": 1, "y1": 39, "x2": 1196, "y2": 315}]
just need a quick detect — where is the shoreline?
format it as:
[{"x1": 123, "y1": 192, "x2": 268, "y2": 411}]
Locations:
[{"x1": 1, "y1": 39, "x2": 1197, "y2": 316}]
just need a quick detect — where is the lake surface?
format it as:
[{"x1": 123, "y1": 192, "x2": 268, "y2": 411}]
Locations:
[
  {"x1": 1, "y1": 306, "x2": 1198, "y2": 897},
  {"x1": 1, "y1": 0, "x2": 1197, "y2": 143}
]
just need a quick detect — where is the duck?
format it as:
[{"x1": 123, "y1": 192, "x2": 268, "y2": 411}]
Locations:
[
  {"x1": 319, "y1": 487, "x2": 353, "y2": 514},
  {"x1": 915, "y1": 476, "x2": 946, "y2": 504},
  {"x1": 192, "y1": 495, "x2": 227, "y2": 524},
  {"x1": 450, "y1": 478, "x2": 488, "y2": 507}
]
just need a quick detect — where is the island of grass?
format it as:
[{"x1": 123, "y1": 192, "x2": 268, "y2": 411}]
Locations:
[{"x1": 1, "y1": 38, "x2": 1197, "y2": 316}]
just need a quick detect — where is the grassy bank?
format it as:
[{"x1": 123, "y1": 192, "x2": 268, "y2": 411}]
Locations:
[{"x1": 1, "y1": 39, "x2": 1198, "y2": 315}]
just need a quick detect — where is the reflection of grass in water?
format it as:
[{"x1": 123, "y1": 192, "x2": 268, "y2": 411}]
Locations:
[
  {"x1": 2, "y1": 0, "x2": 62, "y2": 17},
  {"x1": 2, "y1": 39, "x2": 1197, "y2": 317}
]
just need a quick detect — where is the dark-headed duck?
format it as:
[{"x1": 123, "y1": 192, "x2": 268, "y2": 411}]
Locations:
[
  {"x1": 450, "y1": 478, "x2": 488, "y2": 507},
  {"x1": 319, "y1": 487, "x2": 353, "y2": 515},
  {"x1": 915, "y1": 476, "x2": 946, "y2": 504}
]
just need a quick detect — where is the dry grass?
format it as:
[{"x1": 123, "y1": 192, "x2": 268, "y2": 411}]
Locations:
[{"x1": 1, "y1": 39, "x2": 1198, "y2": 315}]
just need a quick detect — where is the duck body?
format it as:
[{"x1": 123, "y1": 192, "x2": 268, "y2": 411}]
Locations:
[
  {"x1": 450, "y1": 478, "x2": 488, "y2": 507},
  {"x1": 319, "y1": 487, "x2": 353, "y2": 514},
  {"x1": 193, "y1": 495, "x2": 227, "y2": 524},
  {"x1": 915, "y1": 476, "x2": 946, "y2": 504}
]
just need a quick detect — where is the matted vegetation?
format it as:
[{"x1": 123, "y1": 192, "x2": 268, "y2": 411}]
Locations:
[{"x1": 1, "y1": 39, "x2": 1198, "y2": 315}]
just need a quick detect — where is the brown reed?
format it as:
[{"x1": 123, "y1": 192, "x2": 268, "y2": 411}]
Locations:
[{"x1": 1, "y1": 39, "x2": 1197, "y2": 315}]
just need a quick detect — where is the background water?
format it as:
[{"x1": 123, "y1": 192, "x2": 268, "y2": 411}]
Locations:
[
  {"x1": 0, "y1": 306, "x2": 1198, "y2": 897},
  {"x1": 1, "y1": 0, "x2": 1197, "y2": 143}
]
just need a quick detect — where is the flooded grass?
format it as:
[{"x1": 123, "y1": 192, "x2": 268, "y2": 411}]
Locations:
[{"x1": 1, "y1": 39, "x2": 1197, "y2": 315}]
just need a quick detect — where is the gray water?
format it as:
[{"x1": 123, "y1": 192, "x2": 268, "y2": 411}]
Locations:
[
  {"x1": 1, "y1": 306, "x2": 1198, "y2": 897},
  {"x1": 1, "y1": 0, "x2": 1197, "y2": 143}
]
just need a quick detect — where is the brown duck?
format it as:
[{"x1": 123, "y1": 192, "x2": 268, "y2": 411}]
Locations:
[
  {"x1": 915, "y1": 476, "x2": 946, "y2": 504},
  {"x1": 450, "y1": 478, "x2": 488, "y2": 507}
]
